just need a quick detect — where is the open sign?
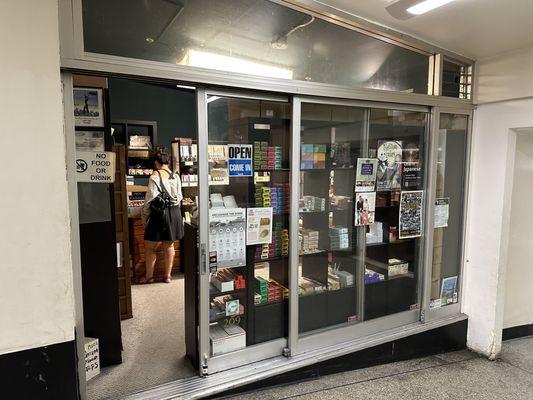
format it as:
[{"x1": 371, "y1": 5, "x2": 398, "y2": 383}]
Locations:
[{"x1": 228, "y1": 144, "x2": 253, "y2": 177}]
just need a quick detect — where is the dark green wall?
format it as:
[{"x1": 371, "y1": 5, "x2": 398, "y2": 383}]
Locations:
[{"x1": 108, "y1": 78, "x2": 196, "y2": 149}]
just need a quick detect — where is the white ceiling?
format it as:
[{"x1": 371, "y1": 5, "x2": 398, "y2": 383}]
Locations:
[{"x1": 313, "y1": 0, "x2": 533, "y2": 60}]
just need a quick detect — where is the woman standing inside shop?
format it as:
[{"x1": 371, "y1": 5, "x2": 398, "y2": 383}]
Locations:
[{"x1": 141, "y1": 146, "x2": 184, "y2": 283}]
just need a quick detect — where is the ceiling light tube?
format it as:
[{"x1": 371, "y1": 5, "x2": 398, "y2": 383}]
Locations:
[{"x1": 407, "y1": 0, "x2": 456, "y2": 15}]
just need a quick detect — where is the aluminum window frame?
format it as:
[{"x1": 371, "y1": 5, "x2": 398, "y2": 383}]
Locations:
[{"x1": 423, "y1": 108, "x2": 473, "y2": 323}]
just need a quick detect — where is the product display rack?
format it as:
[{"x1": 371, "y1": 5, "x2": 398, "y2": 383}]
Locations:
[{"x1": 207, "y1": 115, "x2": 291, "y2": 351}]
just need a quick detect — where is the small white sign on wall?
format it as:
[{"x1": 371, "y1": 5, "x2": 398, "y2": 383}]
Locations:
[
  {"x1": 76, "y1": 151, "x2": 115, "y2": 183},
  {"x1": 84, "y1": 337, "x2": 100, "y2": 381}
]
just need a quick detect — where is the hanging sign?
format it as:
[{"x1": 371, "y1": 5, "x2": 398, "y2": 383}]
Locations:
[
  {"x1": 434, "y1": 198, "x2": 450, "y2": 228},
  {"x1": 228, "y1": 144, "x2": 253, "y2": 177},
  {"x1": 76, "y1": 151, "x2": 115, "y2": 183}
]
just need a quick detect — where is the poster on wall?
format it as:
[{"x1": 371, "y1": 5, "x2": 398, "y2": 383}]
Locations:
[
  {"x1": 228, "y1": 144, "x2": 253, "y2": 177},
  {"x1": 376, "y1": 140, "x2": 402, "y2": 191},
  {"x1": 355, "y1": 158, "x2": 378, "y2": 192},
  {"x1": 246, "y1": 207, "x2": 273, "y2": 245},
  {"x1": 399, "y1": 190, "x2": 423, "y2": 239},
  {"x1": 402, "y1": 143, "x2": 421, "y2": 189},
  {"x1": 434, "y1": 198, "x2": 450, "y2": 228},
  {"x1": 73, "y1": 88, "x2": 104, "y2": 127},
  {"x1": 440, "y1": 276, "x2": 458, "y2": 305},
  {"x1": 208, "y1": 208, "x2": 246, "y2": 268},
  {"x1": 354, "y1": 192, "x2": 376, "y2": 226},
  {"x1": 75, "y1": 131, "x2": 105, "y2": 152},
  {"x1": 208, "y1": 145, "x2": 229, "y2": 185}
]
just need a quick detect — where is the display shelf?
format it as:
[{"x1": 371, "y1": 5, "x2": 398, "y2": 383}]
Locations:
[
  {"x1": 209, "y1": 286, "x2": 247, "y2": 298},
  {"x1": 299, "y1": 249, "x2": 328, "y2": 256},
  {"x1": 253, "y1": 255, "x2": 288, "y2": 263},
  {"x1": 366, "y1": 239, "x2": 414, "y2": 247}
]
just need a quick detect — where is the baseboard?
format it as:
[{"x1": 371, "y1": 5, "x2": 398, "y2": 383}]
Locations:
[
  {"x1": 0, "y1": 340, "x2": 79, "y2": 400},
  {"x1": 212, "y1": 319, "x2": 468, "y2": 399},
  {"x1": 502, "y1": 323, "x2": 533, "y2": 341}
]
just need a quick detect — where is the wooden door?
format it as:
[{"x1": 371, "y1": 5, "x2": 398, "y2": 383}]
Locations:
[{"x1": 114, "y1": 144, "x2": 133, "y2": 319}]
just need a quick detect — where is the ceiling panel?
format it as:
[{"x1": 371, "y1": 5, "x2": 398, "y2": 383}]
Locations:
[{"x1": 312, "y1": 0, "x2": 533, "y2": 59}]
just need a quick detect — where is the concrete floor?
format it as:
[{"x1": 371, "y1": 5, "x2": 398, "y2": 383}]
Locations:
[
  {"x1": 226, "y1": 336, "x2": 533, "y2": 400},
  {"x1": 87, "y1": 275, "x2": 195, "y2": 400}
]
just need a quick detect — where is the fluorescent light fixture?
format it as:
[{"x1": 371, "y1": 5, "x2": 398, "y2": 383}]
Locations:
[
  {"x1": 407, "y1": 0, "x2": 455, "y2": 15},
  {"x1": 179, "y1": 49, "x2": 293, "y2": 80},
  {"x1": 176, "y1": 84, "x2": 196, "y2": 90}
]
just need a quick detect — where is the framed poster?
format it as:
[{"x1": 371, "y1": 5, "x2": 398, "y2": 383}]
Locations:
[
  {"x1": 246, "y1": 207, "x2": 273, "y2": 245},
  {"x1": 399, "y1": 190, "x2": 423, "y2": 239},
  {"x1": 73, "y1": 88, "x2": 104, "y2": 127},
  {"x1": 354, "y1": 192, "x2": 376, "y2": 226},
  {"x1": 228, "y1": 144, "x2": 253, "y2": 177},
  {"x1": 355, "y1": 158, "x2": 378, "y2": 192},
  {"x1": 376, "y1": 140, "x2": 402, "y2": 191},
  {"x1": 208, "y1": 208, "x2": 246, "y2": 268},
  {"x1": 75, "y1": 130, "x2": 105, "y2": 151}
]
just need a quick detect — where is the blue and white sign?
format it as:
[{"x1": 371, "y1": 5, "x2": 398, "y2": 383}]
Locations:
[{"x1": 228, "y1": 144, "x2": 253, "y2": 177}]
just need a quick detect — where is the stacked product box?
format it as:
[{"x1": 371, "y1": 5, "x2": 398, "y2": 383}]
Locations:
[
  {"x1": 388, "y1": 258, "x2": 409, "y2": 277},
  {"x1": 299, "y1": 276, "x2": 327, "y2": 296},
  {"x1": 255, "y1": 183, "x2": 289, "y2": 214},
  {"x1": 364, "y1": 268, "x2": 385, "y2": 284},
  {"x1": 301, "y1": 144, "x2": 327, "y2": 169},
  {"x1": 212, "y1": 269, "x2": 246, "y2": 292},
  {"x1": 328, "y1": 268, "x2": 355, "y2": 289},
  {"x1": 300, "y1": 195, "x2": 326, "y2": 212},
  {"x1": 254, "y1": 277, "x2": 269, "y2": 304},
  {"x1": 210, "y1": 324, "x2": 246, "y2": 356},
  {"x1": 299, "y1": 228, "x2": 320, "y2": 253},
  {"x1": 254, "y1": 278, "x2": 289, "y2": 305},
  {"x1": 253, "y1": 141, "x2": 282, "y2": 170},
  {"x1": 329, "y1": 226, "x2": 349, "y2": 250},
  {"x1": 330, "y1": 195, "x2": 351, "y2": 210},
  {"x1": 209, "y1": 295, "x2": 244, "y2": 322},
  {"x1": 254, "y1": 225, "x2": 288, "y2": 261}
]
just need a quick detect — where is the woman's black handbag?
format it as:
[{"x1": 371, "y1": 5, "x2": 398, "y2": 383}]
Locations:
[{"x1": 150, "y1": 170, "x2": 173, "y2": 213}]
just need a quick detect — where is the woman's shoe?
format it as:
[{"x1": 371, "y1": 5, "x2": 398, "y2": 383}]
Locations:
[
  {"x1": 164, "y1": 275, "x2": 172, "y2": 283},
  {"x1": 139, "y1": 276, "x2": 154, "y2": 284}
]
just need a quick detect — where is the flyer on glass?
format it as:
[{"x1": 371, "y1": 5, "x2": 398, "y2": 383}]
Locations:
[
  {"x1": 246, "y1": 207, "x2": 273, "y2": 245},
  {"x1": 399, "y1": 190, "x2": 423, "y2": 239},
  {"x1": 401, "y1": 143, "x2": 421, "y2": 189},
  {"x1": 440, "y1": 275, "x2": 458, "y2": 305},
  {"x1": 434, "y1": 198, "x2": 450, "y2": 228},
  {"x1": 73, "y1": 88, "x2": 104, "y2": 127},
  {"x1": 354, "y1": 192, "x2": 376, "y2": 226},
  {"x1": 75, "y1": 131, "x2": 105, "y2": 152},
  {"x1": 208, "y1": 145, "x2": 229, "y2": 185},
  {"x1": 228, "y1": 144, "x2": 253, "y2": 177},
  {"x1": 376, "y1": 140, "x2": 402, "y2": 191},
  {"x1": 208, "y1": 208, "x2": 246, "y2": 268},
  {"x1": 355, "y1": 158, "x2": 378, "y2": 192}
]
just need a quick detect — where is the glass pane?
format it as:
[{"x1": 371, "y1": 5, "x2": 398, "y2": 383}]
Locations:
[
  {"x1": 442, "y1": 61, "x2": 472, "y2": 99},
  {"x1": 430, "y1": 114, "x2": 468, "y2": 309},
  {"x1": 298, "y1": 103, "x2": 365, "y2": 334},
  {"x1": 82, "y1": 0, "x2": 429, "y2": 93},
  {"x1": 364, "y1": 109, "x2": 427, "y2": 320},
  {"x1": 207, "y1": 96, "x2": 291, "y2": 355}
]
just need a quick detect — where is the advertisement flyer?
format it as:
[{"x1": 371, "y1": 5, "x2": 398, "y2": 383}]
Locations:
[
  {"x1": 399, "y1": 190, "x2": 423, "y2": 239},
  {"x1": 402, "y1": 143, "x2": 421, "y2": 189},
  {"x1": 440, "y1": 276, "x2": 458, "y2": 305},
  {"x1": 354, "y1": 192, "x2": 376, "y2": 226},
  {"x1": 75, "y1": 131, "x2": 105, "y2": 152},
  {"x1": 73, "y1": 88, "x2": 104, "y2": 127},
  {"x1": 208, "y1": 208, "x2": 246, "y2": 268},
  {"x1": 208, "y1": 145, "x2": 229, "y2": 185},
  {"x1": 228, "y1": 144, "x2": 253, "y2": 177},
  {"x1": 246, "y1": 207, "x2": 273, "y2": 245},
  {"x1": 355, "y1": 158, "x2": 378, "y2": 192},
  {"x1": 376, "y1": 140, "x2": 402, "y2": 191},
  {"x1": 434, "y1": 198, "x2": 450, "y2": 228}
]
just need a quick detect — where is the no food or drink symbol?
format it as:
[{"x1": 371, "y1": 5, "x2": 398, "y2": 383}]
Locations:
[{"x1": 76, "y1": 159, "x2": 88, "y2": 173}]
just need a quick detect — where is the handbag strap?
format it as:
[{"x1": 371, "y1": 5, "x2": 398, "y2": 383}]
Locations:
[{"x1": 156, "y1": 169, "x2": 174, "y2": 200}]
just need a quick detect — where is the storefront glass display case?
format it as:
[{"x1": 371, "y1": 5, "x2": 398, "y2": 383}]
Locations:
[{"x1": 206, "y1": 96, "x2": 291, "y2": 355}]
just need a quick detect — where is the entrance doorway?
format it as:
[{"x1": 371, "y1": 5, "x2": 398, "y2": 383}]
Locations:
[{"x1": 71, "y1": 74, "x2": 198, "y2": 399}]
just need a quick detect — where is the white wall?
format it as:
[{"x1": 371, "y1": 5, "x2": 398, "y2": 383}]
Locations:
[
  {"x1": 503, "y1": 131, "x2": 533, "y2": 329},
  {"x1": 475, "y1": 44, "x2": 533, "y2": 104},
  {"x1": 0, "y1": 0, "x2": 75, "y2": 354},
  {"x1": 465, "y1": 98, "x2": 533, "y2": 357}
]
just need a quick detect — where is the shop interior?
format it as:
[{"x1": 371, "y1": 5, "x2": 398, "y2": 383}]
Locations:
[{"x1": 73, "y1": 75, "x2": 198, "y2": 400}]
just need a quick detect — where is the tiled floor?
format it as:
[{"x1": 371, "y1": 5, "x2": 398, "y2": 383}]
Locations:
[{"x1": 226, "y1": 336, "x2": 533, "y2": 400}]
